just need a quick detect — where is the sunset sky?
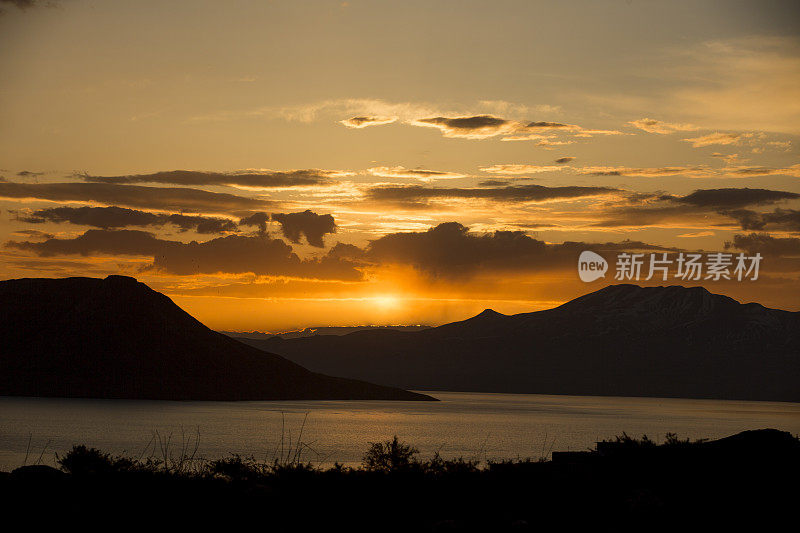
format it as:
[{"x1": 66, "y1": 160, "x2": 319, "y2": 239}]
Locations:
[{"x1": 1, "y1": 0, "x2": 799, "y2": 330}]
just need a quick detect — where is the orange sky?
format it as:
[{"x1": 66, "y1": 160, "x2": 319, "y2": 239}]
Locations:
[{"x1": 1, "y1": 1, "x2": 799, "y2": 330}]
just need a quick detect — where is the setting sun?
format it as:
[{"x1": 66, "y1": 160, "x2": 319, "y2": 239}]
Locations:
[{"x1": 372, "y1": 294, "x2": 402, "y2": 309}]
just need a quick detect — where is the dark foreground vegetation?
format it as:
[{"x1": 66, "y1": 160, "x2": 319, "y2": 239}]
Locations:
[{"x1": 2, "y1": 429, "x2": 798, "y2": 530}]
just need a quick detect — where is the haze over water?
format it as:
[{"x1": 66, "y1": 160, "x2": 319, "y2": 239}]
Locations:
[{"x1": 2, "y1": 391, "x2": 799, "y2": 470}]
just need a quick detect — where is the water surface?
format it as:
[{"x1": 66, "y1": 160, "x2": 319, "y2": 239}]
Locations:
[{"x1": 2, "y1": 391, "x2": 798, "y2": 470}]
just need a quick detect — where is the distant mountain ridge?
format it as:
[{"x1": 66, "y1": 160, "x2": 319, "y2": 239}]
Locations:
[
  {"x1": 222, "y1": 325, "x2": 431, "y2": 340},
  {"x1": 239, "y1": 284, "x2": 800, "y2": 402},
  {"x1": 0, "y1": 275, "x2": 433, "y2": 401}
]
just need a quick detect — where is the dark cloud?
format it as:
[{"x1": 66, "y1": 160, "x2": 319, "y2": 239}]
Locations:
[
  {"x1": 580, "y1": 166, "x2": 711, "y2": 177},
  {"x1": 366, "y1": 222, "x2": 545, "y2": 278},
  {"x1": 728, "y1": 167, "x2": 783, "y2": 177},
  {"x1": 509, "y1": 222, "x2": 562, "y2": 229},
  {"x1": 345, "y1": 117, "x2": 378, "y2": 127},
  {"x1": 722, "y1": 208, "x2": 800, "y2": 232},
  {"x1": 17, "y1": 206, "x2": 237, "y2": 234},
  {"x1": 723, "y1": 209, "x2": 765, "y2": 231},
  {"x1": 0, "y1": 0, "x2": 56, "y2": 16},
  {"x1": 367, "y1": 166, "x2": 465, "y2": 180},
  {"x1": 271, "y1": 210, "x2": 336, "y2": 247},
  {"x1": 526, "y1": 121, "x2": 572, "y2": 129},
  {"x1": 238, "y1": 210, "x2": 337, "y2": 245},
  {"x1": 421, "y1": 116, "x2": 508, "y2": 129},
  {"x1": 367, "y1": 184, "x2": 619, "y2": 206},
  {"x1": 555, "y1": 157, "x2": 575, "y2": 164},
  {"x1": 725, "y1": 233, "x2": 800, "y2": 257},
  {"x1": 677, "y1": 188, "x2": 800, "y2": 209},
  {"x1": 723, "y1": 165, "x2": 800, "y2": 178},
  {"x1": 11, "y1": 229, "x2": 53, "y2": 239},
  {"x1": 165, "y1": 213, "x2": 239, "y2": 234},
  {"x1": 81, "y1": 169, "x2": 337, "y2": 188},
  {"x1": 16, "y1": 170, "x2": 44, "y2": 178},
  {"x1": 0, "y1": 181, "x2": 268, "y2": 213},
  {"x1": 0, "y1": 0, "x2": 40, "y2": 11},
  {"x1": 592, "y1": 205, "x2": 701, "y2": 228},
  {"x1": 477, "y1": 179, "x2": 516, "y2": 187},
  {"x1": 7, "y1": 229, "x2": 166, "y2": 257},
  {"x1": 239, "y1": 212, "x2": 270, "y2": 234},
  {"x1": 594, "y1": 188, "x2": 800, "y2": 228},
  {"x1": 151, "y1": 234, "x2": 358, "y2": 279},
  {"x1": 569, "y1": 240, "x2": 678, "y2": 252},
  {"x1": 364, "y1": 222, "x2": 676, "y2": 279},
  {"x1": 413, "y1": 115, "x2": 513, "y2": 138},
  {"x1": 327, "y1": 242, "x2": 365, "y2": 260},
  {"x1": 8, "y1": 259, "x2": 102, "y2": 272},
  {"x1": 17, "y1": 206, "x2": 164, "y2": 229},
  {"x1": 409, "y1": 115, "x2": 616, "y2": 140},
  {"x1": 394, "y1": 169, "x2": 458, "y2": 179},
  {"x1": 20, "y1": 205, "x2": 144, "y2": 228},
  {"x1": 6, "y1": 230, "x2": 361, "y2": 280},
  {"x1": 340, "y1": 116, "x2": 397, "y2": 129}
]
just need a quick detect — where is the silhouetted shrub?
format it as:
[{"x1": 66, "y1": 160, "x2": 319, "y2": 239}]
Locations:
[
  {"x1": 362, "y1": 436, "x2": 419, "y2": 472},
  {"x1": 271, "y1": 461, "x2": 318, "y2": 480},
  {"x1": 426, "y1": 452, "x2": 480, "y2": 476},
  {"x1": 663, "y1": 432, "x2": 706, "y2": 446},
  {"x1": 609, "y1": 432, "x2": 656, "y2": 448},
  {"x1": 208, "y1": 454, "x2": 264, "y2": 481},
  {"x1": 57, "y1": 445, "x2": 134, "y2": 475}
]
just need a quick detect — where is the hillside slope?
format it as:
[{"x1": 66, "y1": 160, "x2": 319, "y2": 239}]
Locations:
[{"x1": 0, "y1": 275, "x2": 434, "y2": 401}]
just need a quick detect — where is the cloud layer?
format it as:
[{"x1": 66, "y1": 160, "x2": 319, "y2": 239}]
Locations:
[
  {"x1": 17, "y1": 206, "x2": 239, "y2": 233},
  {"x1": 367, "y1": 183, "x2": 619, "y2": 206},
  {"x1": 81, "y1": 169, "x2": 341, "y2": 188},
  {"x1": 0, "y1": 182, "x2": 268, "y2": 213},
  {"x1": 6, "y1": 230, "x2": 361, "y2": 280}
]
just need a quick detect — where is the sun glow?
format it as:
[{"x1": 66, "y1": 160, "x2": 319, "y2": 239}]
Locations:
[{"x1": 372, "y1": 294, "x2": 402, "y2": 309}]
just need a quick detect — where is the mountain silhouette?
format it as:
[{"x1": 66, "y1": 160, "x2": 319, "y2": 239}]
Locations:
[
  {"x1": 0, "y1": 275, "x2": 433, "y2": 401},
  {"x1": 239, "y1": 284, "x2": 800, "y2": 402}
]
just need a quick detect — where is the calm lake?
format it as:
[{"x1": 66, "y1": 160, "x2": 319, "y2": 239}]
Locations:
[{"x1": 2, "y1": 391, "x2": 799, "y2": 470}]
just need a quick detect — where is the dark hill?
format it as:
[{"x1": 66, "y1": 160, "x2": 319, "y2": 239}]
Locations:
[
  {"x1": 240, "y1": 284, "x2": 800, "y2": 402},
  {"x1": 0, "y1": 275, "x2": 434, "y2": 401}
]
